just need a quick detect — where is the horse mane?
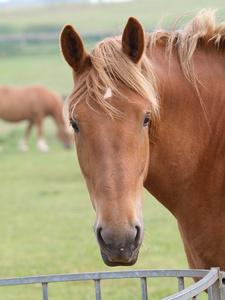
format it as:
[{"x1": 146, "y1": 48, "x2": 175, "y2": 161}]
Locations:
[
  {"x1": 149, "y1": 9, "x2": 225, "y2": 95},
  {"x1": 65, "y1": 9, "x2": 225, "y2": 122},
  {"x1": 148, "y1": 9, "x2": 225, "y2": 129}
]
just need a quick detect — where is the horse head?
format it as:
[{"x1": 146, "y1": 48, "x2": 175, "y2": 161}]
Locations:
[{"x1": 60, "y1": 18, "x2": 157, "y2": 266}]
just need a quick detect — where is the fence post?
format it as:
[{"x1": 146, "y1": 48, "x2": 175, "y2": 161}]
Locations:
[
  {"x1": 141, "y1": 277, "x2": 148, "y2": 300},
  {"x1": 177, "y1": 277, "x2": 184, "y2": 291},
  {"x1": 94, "y1": 279, "x2": 102, "y2": 300},
  {"x1": 208, "y1": 268, "x2": 222, "y2": 300},
  {"x1": 42, "y1": 283, "x2": 48, "y2": 300},
  {"x1": 208, "y1": 279, "x2": 221, "y2": 300},
  {"x1": 219, "y1": 271, "x2": 225, "y2": 300}
]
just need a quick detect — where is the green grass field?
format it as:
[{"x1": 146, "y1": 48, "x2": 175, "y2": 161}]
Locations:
[{"x1": 1, "y1": 0, "x2": 224, "y2": 298}]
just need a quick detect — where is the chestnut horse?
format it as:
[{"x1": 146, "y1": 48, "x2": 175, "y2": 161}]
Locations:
[
  {"x1": 0, "y1": 84, "x2": 72, "y2": 152},
  {"x1": 60, "y1": 10, "x2": 225, "y2": 271}
]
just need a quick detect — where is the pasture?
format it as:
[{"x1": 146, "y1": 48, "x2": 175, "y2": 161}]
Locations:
[{"x1": 0, "y1": 1, "x2": 225, "y2": 299}]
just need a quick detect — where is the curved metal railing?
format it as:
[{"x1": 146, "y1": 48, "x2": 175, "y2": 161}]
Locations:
[{"x1": 0, "y1": 267, "x2": 224, "y2": 299}]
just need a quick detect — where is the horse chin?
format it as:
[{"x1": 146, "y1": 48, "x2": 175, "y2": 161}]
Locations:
[{"x1": 100, "y1": 249, "x2": 139, "y2": 267}]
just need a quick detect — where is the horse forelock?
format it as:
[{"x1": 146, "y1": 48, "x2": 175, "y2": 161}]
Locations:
[{"x1": 64, "y1": 35, "x2": 159, "y2": 121}]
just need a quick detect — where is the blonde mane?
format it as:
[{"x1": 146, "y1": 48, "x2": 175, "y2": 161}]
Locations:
[
  {"x1": 65, "y1": 9, "x2": 225, "y2": 121},
  {"x1": 149, "y1": 9, "x2": 225, "y2": 95}
]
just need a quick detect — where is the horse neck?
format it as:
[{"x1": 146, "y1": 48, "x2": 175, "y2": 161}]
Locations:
[{"x1": 145, "y1": 45, "x2": 225, "y2": 216}]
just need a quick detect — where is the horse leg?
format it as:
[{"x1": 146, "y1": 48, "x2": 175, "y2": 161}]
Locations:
[
  {"x1": 36, "y1": 120, "x2": 50, "y2": 152},
  {"x1": 19, "y1": 121, "x2": 33, "y2": 152}
]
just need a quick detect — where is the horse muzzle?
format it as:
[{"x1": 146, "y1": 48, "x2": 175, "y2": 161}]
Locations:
[
  {"x1": 100, "y1": 246, "x2": 140, "y2": 266},
  {"x1": 95, "y1": 224, "x2": 143, "y2": 266}
]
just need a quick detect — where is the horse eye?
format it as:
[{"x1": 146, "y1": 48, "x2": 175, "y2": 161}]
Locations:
[
  {"x1": 143, "y1": 114, "x2": 151, "y2": 127},
  {"x1": 71, "y1": 121, "x2": 79, "y2": 133}
]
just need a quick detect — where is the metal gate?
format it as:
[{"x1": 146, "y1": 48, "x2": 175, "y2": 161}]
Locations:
[{"x1": 0, "y1": 268, "x2": 224, "y2": 300}]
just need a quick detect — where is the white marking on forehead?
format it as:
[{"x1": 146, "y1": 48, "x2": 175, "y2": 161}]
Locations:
[{"x1": 103, "y1": 88, "x2": 112, "y2": 99}]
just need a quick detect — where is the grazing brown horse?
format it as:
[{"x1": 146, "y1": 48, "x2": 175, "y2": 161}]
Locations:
[
  {"x1": 0, "y1": 84, "x2": 72, "y2": 152},
  {"x1": 60, "y1": 10, "x2": 225, "y2": 271}
]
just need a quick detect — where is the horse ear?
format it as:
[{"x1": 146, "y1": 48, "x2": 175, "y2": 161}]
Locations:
[
  {"x1": 60, "y1": 25, "x2": 90, "y2": 73},
  {"x1": 122, "y1": 17, "x2": 145, "y2": 64}
]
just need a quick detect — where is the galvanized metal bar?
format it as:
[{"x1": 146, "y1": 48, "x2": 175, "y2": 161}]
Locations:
[
  {"x1": 141, "y1": 277, "x2": 148, "y2": 300},
  {"x1": 0, "y1": 269, "x2": 210, "y2": 286},
  {"x1": 0, "y1": 268, "x2": 221, "y2": 300},
  {"x1": 210, "y1": 277, "x2": 222, "y2": 300},
  {"x1": 94, "y1": 279, "x2": 101, "y2": 300},
  {"x1": 162, "y1": 268, "x2": 219, "y2": 300},
  {"x1": 208, "y1": 285, "x2": 213, "y2": 300},
  {"x1": 42, "y1": 283, "x2": 48, "y2": 300},
  {"x1": 177, "y1": 277, "x2": 184, "y2": 291}
]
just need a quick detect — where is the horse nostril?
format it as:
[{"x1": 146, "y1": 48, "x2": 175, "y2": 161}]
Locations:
[
  {"x1": 97, "y1": 227, "x2": 108, "y2": 249},
  {"x1": 134, "y1": 225, "x2": 141, "y2": 246},
  {"x1": 97, "y1": 227, "x2": 103, "y2": 242}
]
